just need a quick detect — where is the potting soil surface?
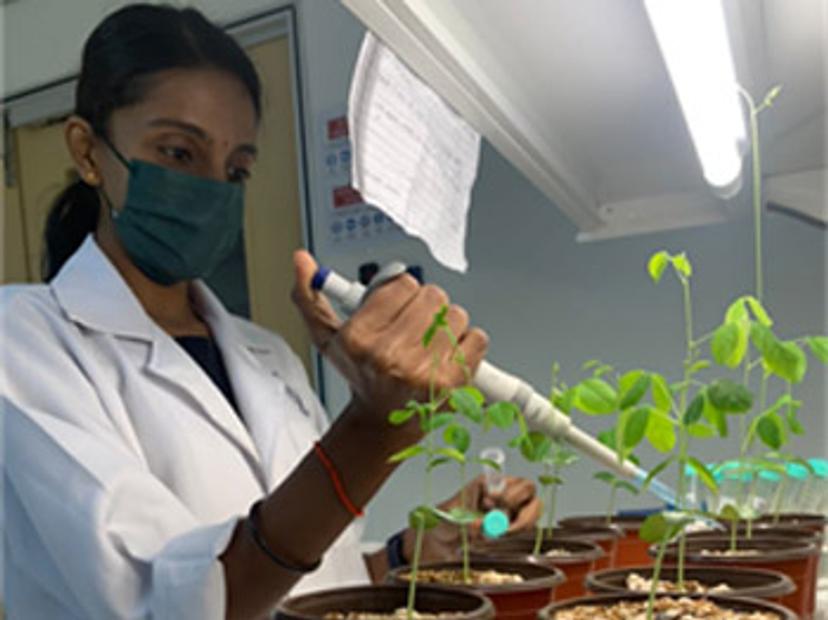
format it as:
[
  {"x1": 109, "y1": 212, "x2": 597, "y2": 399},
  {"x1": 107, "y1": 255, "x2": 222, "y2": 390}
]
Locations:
[
  {"x1": 626, "y1": 573, "x2": 732, "y2": 594},
  {"x1": 550, "y1": 597, "x2": 780, "y2": 620},
  {"x1": 324, "y1": 609, "x2": 464, "y2": 620},
  {"x1": 401, "y1": 569, "x2": 524, "y2": 585}
]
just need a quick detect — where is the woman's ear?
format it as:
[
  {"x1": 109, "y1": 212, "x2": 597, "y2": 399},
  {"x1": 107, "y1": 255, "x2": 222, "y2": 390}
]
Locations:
[{"x1": 65, "y1": 115, "x2": 101, "y2": 187}]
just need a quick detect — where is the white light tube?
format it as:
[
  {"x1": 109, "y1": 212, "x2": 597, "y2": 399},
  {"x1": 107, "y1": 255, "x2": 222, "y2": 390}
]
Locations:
[{"x1": 644, "y1": 0, "x2": 746, "y2": 197}]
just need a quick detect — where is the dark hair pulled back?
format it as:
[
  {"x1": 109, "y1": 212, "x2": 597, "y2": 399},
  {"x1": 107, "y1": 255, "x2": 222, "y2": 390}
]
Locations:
[{"x1": 43, "y1": 3, "x2": 261, "y2": 281}]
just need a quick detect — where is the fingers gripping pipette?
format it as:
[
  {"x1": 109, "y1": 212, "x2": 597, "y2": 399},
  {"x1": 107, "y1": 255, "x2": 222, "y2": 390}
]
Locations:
[{"x1": 311, "y1": 263, "x2": 678, "y2": 506}]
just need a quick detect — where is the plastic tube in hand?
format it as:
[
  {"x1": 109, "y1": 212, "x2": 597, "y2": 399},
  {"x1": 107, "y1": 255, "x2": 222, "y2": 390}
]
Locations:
[{"x1": 311, "y1": 264, "x2": 678, "y2": 507}]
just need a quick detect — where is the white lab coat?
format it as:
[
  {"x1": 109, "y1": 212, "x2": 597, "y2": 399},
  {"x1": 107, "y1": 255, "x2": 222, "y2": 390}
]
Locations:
[{"x1": 1, "y1": 236, "x2": 370, "y2": 619}]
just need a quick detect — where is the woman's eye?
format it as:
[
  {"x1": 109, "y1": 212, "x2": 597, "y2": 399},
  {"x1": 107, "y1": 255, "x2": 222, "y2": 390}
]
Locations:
[
  {"x1": 158, "y1": 146, "x2": 193, "y2": 164},
  {"x1": 228, "y1": 167, "x2": 251, "y2": 184}
]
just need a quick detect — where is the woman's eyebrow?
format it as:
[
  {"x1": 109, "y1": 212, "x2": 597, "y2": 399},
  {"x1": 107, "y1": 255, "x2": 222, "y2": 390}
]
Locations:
[{"x1": 147, "y1": 118, "x2": 211, "y2": 142}]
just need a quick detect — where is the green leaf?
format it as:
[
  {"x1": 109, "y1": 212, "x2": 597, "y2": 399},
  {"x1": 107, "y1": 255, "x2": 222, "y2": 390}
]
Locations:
[
  {"x1": 477, "y1": 457, "x2": 502, "y2": 471},
  {"x1": 592, "y1": 364, "x2": 614, "y2": 378},
  {"x1": 388, "y1": 444, "x2": 426, "y2": 463},
  {"x1": 711, "y1": 321, "x2": 749, "y2": 368},
  {"x1": 409, "y1": 505, "x2": 440, "y2": 530},
  {"x1": 687, "y1": 423, "x2": 716, "y2": 438},
  {"x1": 671, "y1": 253, "x2": 692, "y2": 278},
  {"x1": 639, "y1": 513, "x2": 669, "y2": 543},
  {"x1": 614, "y1": 481, "x2": 640, "y2": 495},
  {"x1": 719, "y1": 503, "x2": 741, "y2": 522},
  {"x1": 520, "y1": 431, "x2": 552, "y2": 462},
  {"x1": 582, "y1": 359, "x2": 602, "y2": 371},
  {"x1": 443, "y1": 424, "x2": 471, "y2": 453},
  {"x1": 485, "y1": 401, "x2": 519, "y2": 429},
  {"x1": 434, "y1": 447, "x2": 466, "y2": 463},
  {"x1": 708, "y1": 380, "x2": 754, "y2": 413},
  {"x1": 422, "y1": 412, "x2": 454, "y2": 432},
  {"x1": 427, "y1": 457, "x2": 451, "y2": 471},
  {"x1": 648, "y1": 251, "x2": 670, "y2": 283},
  {"x1": 806, "y1": 336, "x2": 828, "y2": 363},
  {"x1": 650, "y1": 373, "x2": 674, "y2": 413},
  {"x1": 725, "y1": 297, "x2": 749, "y2": 324},
  {"x1": 593, "y1": 471, "x2": 616, "y2": 485},
  {"x1": 784, "y1": 398, "x2": 804, "y2": 435},
  {"x1": 744, "y1": 295, "x2": 773, "y2": 327},
  {"x1": 450, "y1": 387, "x2": 484, "y2": 423},
  {"x1": 642, "y1": 457, "x2": 675, "y2": 490},
  {"x1": 702, "y1": 394, "x2": 728, "y2": 437},
  {"x1": 682, "y1": 393, "x2": 705, "y2": 426},
  {"x1": 619, "y1": 371, "x2": 651, "y2": 410},
  {"x1": 574, "y1": 378, "x2": 618, "y2": 415},
  {"x1": 762, "y1": 84, "x2": 782, "y2": 108},
  {"x1": 538, "y1": 474, "x2": 564, "y2": 486},
  {"x1": 688, "y1": 359, "x2": 711, "y2": 375},
  {"x1": 751, "y1": 325, "x2": 808, "y2": 384},
  {"x1": 686, "y1": 456, "x2": 718, "y2": 493},
  {"x1": 435, "y1": 507, "x2": 480, "y2": 526},
  {"x1": 757, "y1": 412, "x2": 786, "y2": 450},
  {"x1": 422, "y1": 305, "x2": 449, "y2": 347},
  {"x1": 597, "y1": 428, "x2": 616, "y2": 450},
  {"x1": 551, "y1": 387, "x2": 576, "y2": 414},
  {"x1": 618, "y1": 406, "x2": 651, "y2": 452},
  {"x1": 646, "y1": 410, "x2": 677, "y2": 453},
  {"x1": 389, "y1": 408, "x2": 416, "y2": 426}
]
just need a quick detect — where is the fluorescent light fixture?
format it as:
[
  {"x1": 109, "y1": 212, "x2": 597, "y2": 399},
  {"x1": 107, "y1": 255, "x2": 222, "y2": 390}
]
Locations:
[{"x1": 644, "y1": 0, "x2": 746, "y2": 197}]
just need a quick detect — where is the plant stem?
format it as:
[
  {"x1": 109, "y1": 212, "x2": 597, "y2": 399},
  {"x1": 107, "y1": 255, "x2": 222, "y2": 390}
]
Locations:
[
  {"x1": 546, "y1": 463, "x2": 561, "y2": 536},
  {"x1": 771, "y1": 475, "x2": 786, "y2": 522},
  {"x1": 406, "y1": 520, "x2": 426, "y2": 620},
  {"x1": 730, "y1": 518, "x2": 738, "y2": 553},
  {"x1": 737, "y1": 86, "x2": 764, "y2": 303},
  {"x1": 460, "y1": 462, "x2": 470, "y2": 584},
  {"x1": 606, "y1": 484, "x2": 618, "y2": 525},
  {"x1": 647, "y1": 533, "x2": 671, "y2": 620}
]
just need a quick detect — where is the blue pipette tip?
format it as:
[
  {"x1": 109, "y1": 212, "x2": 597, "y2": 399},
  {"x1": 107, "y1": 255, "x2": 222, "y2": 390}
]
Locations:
[
  {"x1": 311, "y1": 267, "x2": 330, "y2": 291},
  {"x1": 482, "y1": 509, "x2": 510, "y2": 539}
]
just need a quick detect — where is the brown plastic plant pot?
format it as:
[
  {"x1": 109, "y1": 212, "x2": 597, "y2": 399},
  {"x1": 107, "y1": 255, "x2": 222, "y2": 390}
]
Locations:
[
  {"x1": 655, "y1": 535, "x2": 820, "y2": 620},
  {"x1": 584, "y1": 564, "x2": 795, "y2": 605},
  {"x1": 536, "y1": 591, "x2": 799, "y2": 620},
  {"x1": 756, "y1": 513, "x2": 828, "y2": 537},
  {"x1": 469, "y1": 537, "x2": 604, "y2": 601},
  {"x1": 387, "y1": 559, "x2": 565, "y2": 620},
  {"x1": 559, "y1": 515, "x2": 650, "y2": 569},
  {"x1": 688, "y1": 524, "x2": 822, "y2": 546},
  {"x1": 490, "y1": 526, "x2": 619, "y2": 571},
  {"x1": 275, "y1": 584, "x2": 495, "y2": 620}
]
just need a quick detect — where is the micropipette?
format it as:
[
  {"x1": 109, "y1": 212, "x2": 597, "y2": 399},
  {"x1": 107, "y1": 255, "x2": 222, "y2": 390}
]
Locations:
[{"x1": 311, "y1": 263, "x2": 678, "y2": 507}]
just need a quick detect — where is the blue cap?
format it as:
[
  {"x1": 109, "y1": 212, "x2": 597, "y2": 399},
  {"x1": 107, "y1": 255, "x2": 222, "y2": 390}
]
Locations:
[
  {"x1": 808, "y1": 458, "x2": 828, "y2": 479},
  {"x1": 311, "y1": 267, "x2": 331, "y2": 291},
  {"x1": 786, "y1": 462, "x2": 810, "y2": 481},
  {"x1": 482, "y1": 510, "x2": 509, "y2": 539},
  {"x1": 758, "y1": 469, "x2": 782, "y2": 482}
]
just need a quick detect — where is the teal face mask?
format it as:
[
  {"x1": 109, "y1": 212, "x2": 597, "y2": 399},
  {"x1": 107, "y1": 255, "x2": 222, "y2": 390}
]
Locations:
[{"x1": 103, "y1": 139, "x2": 245, "y2": 286}]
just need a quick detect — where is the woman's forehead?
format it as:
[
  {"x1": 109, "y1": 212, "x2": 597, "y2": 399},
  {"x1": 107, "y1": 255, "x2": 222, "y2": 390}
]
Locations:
[{"x1": 113, "y1": 67, "x2": 258, "y2": 145}]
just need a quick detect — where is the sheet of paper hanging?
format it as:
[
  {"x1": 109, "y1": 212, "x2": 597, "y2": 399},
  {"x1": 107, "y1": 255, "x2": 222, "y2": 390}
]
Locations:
[{"x1": 348, "y1": 32, "x2": 481, "y2": 272}]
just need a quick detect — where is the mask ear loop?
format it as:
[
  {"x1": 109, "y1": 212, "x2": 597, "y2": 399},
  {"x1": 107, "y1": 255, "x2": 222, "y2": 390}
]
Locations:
[{"x1": 96, "y1": 133, "x2": 131, "y2": 220}]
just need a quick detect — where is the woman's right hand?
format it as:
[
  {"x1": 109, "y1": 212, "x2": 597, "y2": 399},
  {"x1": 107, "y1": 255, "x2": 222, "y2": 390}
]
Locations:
[{"x1": 291, "y1": 250, "x2": 488, "y2": 429}]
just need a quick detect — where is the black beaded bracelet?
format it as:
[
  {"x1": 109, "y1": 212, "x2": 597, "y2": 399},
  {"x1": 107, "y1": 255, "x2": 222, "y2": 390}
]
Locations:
[{"x1": 246, "y1": 500, "x2": 322, "y2": 574}]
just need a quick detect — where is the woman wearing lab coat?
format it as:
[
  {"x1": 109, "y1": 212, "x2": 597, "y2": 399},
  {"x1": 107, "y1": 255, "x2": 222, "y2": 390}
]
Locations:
[{"x1": 1, "y1": 5, "x2": 540, "y2": 619}]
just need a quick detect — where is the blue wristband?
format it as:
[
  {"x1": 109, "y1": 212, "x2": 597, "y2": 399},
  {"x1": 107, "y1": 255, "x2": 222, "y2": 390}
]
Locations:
[{"x1": 386, "y1": 529, "x2": 408, "y2": 569}]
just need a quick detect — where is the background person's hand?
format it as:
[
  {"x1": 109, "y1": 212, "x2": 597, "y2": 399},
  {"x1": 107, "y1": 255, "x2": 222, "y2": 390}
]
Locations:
[
  {"x1": 292, "y1": 250, "x2": 489, "y2": 424},
  {"x1": 404, "y1": 475, "x2": 542, "y2": 564}
]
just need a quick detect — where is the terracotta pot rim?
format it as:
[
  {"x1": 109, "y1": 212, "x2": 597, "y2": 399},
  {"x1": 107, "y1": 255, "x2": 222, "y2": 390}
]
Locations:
[
  {"x1": 275, "y1": 584, "x2": 495, "y2": 620},
  {"x1": 387, "y1": 559, "x2": 566, "y2": 594},
  {"x1": 657, "y1": 535, "x2": 820, "y2": 563},
  {"x1": 538, "y1": 591, "x2": 798, "y2": 620},
  {"x1": 584, "y1": 564, "x2": 796, "y2": 599}
]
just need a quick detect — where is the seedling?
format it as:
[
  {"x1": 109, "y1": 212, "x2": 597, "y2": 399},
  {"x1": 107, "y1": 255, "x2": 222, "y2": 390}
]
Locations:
[{"x1": 387, "y1": 306, "x2": 520, "y2": 618}]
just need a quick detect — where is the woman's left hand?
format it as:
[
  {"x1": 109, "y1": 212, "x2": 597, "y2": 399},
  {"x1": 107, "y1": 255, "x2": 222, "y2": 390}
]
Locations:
[{"x1": 403, "y1": 475, "x2": 542, "y2": 564}]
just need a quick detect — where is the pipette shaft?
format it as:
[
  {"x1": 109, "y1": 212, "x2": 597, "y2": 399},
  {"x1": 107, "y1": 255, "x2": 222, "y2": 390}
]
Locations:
[{"x1": 311, "y1": 265, "x2": 677, "y2": 506}]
